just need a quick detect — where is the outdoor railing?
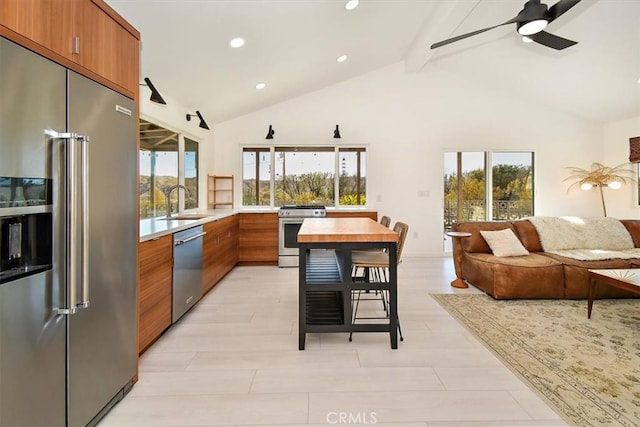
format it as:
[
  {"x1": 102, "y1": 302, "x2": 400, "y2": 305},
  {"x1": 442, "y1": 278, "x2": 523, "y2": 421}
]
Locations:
[{"x1": 444, "y1": 200, "x2": 533, "y2": 231}]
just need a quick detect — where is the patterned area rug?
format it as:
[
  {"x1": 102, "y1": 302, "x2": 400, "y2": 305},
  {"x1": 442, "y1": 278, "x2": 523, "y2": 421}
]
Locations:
[{"x1": 431, "y1": 294, "x2": 640, "y2": 427}]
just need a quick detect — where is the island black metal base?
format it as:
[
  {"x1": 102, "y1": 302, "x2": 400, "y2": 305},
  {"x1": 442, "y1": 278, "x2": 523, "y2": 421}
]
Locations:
[{"x1": 298, "y1": 243, "x2": 398, "y2": 350}]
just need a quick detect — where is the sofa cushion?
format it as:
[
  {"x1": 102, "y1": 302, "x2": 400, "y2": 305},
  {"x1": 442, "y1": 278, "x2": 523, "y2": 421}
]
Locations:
[
  {"x1": 512, "y1": 220, "x2": 543, "y2": 252},
  {"x1": 463, "y1": 253, "x2": 564, "y2": 299},
  {"x1": 537, "y1": 253, "x2": 635, "y2": 298},
  {"x1": 454, "y1": 221, "x2": 516, "y2": 254},
  {"x1": 620, "y1": 220, "x2": 640, "y2": 247},
  {"x1": 480, "y1": 228, "x2": 530, "y2": 257}
]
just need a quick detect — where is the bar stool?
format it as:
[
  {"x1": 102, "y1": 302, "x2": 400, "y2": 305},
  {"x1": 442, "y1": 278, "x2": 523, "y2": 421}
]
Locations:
[{"x1": 349, "y1": 221, "x2": 408, "y2": 342}]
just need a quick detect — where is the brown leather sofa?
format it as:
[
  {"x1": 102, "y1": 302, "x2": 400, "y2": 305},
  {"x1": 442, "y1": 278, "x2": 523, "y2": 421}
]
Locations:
[{"x1": 451, "y1": 219, "x2": 640, "y2": 299}]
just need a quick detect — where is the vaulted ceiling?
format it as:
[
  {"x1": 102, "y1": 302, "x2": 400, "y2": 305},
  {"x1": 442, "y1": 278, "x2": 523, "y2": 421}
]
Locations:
[{"x1": 106, "y1": 0, "x2": 640, "y2": 126}]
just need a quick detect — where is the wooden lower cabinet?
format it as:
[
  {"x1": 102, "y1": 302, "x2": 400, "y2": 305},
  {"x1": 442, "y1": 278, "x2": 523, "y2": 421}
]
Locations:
[
  {"x1": 203, "y1": 216, "x2": 239, "y2": 294},
  {"x1": 138, "y1": 235, "x2": 172, "y2": 354},
  {"x1": 238, "y1": 213, "x2": 278, "y2": 265},
  {"x1": 237, "y1": 211, "x2": 377, "y2": 265},
  {"x1": 137, "y1": 211, "x2": 378, "y2": 354}
]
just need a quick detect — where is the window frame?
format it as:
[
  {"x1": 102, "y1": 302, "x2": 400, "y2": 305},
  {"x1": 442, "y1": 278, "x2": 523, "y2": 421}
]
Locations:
[
  {"x1": 139, "y1": 116, "x2": 201, "y2": 219},
  {"x1": 241, "y1": 145, "x2": 368, "y2": 208},
  {"x1": 443, "y1": 149, "x2": 535, "y2": 227}
]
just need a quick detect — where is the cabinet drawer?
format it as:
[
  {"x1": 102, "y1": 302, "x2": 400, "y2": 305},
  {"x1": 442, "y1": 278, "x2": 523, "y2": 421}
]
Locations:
[
  {"x1": 139, "y1": 235, "x2": 172, "y2": 274},
  {"x1": 139, "y1": 267, "x2": 172, "y2": 314}
]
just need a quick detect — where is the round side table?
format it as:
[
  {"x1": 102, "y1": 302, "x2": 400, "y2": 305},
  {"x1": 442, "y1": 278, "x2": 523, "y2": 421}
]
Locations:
[{"x1": 446, "y1": 231, "x2": 472, "y2": 289}]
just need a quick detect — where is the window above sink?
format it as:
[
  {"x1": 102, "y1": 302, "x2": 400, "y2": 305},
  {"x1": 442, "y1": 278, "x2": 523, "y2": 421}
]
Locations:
[{"x1": 139, "y1": 118, "x2": 200, "y2": 219}]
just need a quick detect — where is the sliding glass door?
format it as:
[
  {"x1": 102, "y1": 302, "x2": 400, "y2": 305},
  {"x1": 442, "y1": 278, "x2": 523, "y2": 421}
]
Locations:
[{"x1": 444, "y1": 151, "x2": 534, "y2": 250}]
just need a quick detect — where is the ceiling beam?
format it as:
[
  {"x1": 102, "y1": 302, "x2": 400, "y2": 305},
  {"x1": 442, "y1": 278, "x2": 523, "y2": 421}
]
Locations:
[{"x1": 404, "y1": 0, "x2": 480, "y2": 73}]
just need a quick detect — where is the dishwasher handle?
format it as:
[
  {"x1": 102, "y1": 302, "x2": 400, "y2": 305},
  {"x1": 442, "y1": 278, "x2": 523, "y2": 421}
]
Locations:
[{"x1": 175, "y1": 231, "x2": 207, "y2": 246}]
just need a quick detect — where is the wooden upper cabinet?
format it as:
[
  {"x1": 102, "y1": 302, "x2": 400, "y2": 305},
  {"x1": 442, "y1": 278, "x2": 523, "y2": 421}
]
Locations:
[
  {"x1": 0, "y1": 0, "x2": 74, "y2": 57},
  {"x1": 0, "y1": 0, "x2": 140, "y2": 98},
  {"x1": 73, "y1": 0, "x2": 139, "y2": 95}
]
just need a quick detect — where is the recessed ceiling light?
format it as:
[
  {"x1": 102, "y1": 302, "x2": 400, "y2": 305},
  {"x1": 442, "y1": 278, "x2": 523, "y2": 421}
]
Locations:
[
  {"x1": 337, "y1": 55, "x2": 348, "y2": 63},
  {"x1": 345, "y1": 0, "x2": 359, "y2": 11},
  {"x1": 229, "y1": 37, "x2": 245, "y2": 48},
  {"x1": 255, "y1": 82, "x2": 266, "y2": 90}
]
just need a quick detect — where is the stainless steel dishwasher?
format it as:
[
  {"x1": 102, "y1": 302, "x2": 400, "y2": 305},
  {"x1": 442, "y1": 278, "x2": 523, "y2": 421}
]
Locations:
[{"x1": 172, "y1": 225, "x2": 206, "y2": 322}]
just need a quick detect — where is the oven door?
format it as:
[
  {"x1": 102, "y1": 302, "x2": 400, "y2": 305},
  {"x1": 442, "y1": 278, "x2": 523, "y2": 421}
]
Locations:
[{"x1": 278, "y1": 217, "x2": 303, "y2": 267}]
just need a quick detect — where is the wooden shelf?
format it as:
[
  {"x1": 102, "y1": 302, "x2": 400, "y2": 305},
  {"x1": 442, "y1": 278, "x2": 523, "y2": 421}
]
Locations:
[{"x1": 207, "y1": 174, "x2": 234, "y2": 209}]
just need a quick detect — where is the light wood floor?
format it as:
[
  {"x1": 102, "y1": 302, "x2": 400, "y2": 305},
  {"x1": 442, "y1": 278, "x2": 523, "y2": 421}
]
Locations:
[{"x1": 100, "y1": 256, "x2": 567, "y2": 426}]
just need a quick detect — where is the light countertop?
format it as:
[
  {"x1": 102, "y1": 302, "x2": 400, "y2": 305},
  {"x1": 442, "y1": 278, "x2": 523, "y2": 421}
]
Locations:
[
  {"x1": 140, "y1": 207, "x2": 378, "y2": 242},
  {"x1": 140, "y1": 209, "x2": 238, "y2": 242}
]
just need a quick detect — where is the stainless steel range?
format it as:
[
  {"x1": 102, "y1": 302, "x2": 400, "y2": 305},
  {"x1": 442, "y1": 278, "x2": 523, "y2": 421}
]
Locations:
[{"x1": 278, "y1": 205, "x2": 327, "y2": 267}]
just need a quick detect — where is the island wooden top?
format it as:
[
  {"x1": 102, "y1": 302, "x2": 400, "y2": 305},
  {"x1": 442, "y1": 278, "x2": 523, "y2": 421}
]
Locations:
[{"x1": 297, "y1": 218, "x2": 399, "y2": 243}]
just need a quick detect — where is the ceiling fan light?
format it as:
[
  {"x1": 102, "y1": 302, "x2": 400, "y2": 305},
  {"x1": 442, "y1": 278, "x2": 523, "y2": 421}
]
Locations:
[
  {"x1": 517, "y1": 19, "x2": 547, "y2": 36},
  {"x1": 522, "y1": 36, "x2": 533, "y2": 43},
  {"x1": 580, "y1": 182, "x2": 594, "y2": 191}
]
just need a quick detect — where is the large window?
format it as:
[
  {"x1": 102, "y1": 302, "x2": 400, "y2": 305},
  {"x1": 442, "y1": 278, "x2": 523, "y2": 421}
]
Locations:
[
  {"x1": 242, "y1": 146, "x2": 366, "y2": 207},
  {"x1": 275, "y1": 147, "x2": 335, "y2": 206},
  {"x1": 139, "y1": 119, "x2": 199, "y2": 219},
  {"x1": 444, "y1": 151, "x2": 534, "y2": 248}
]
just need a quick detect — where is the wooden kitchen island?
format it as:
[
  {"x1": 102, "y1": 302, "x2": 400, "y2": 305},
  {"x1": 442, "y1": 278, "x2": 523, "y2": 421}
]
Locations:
[{"x1": 297, "y1": 218, "x2": 399, "y2": 350}]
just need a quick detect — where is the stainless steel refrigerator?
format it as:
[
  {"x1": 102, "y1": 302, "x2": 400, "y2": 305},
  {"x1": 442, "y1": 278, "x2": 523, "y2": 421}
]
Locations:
[{"x1": 0, "y1": 37, "x2": 138, "y2": 426}]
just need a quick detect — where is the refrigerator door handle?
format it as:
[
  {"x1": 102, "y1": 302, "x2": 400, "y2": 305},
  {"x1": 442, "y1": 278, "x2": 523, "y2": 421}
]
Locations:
[
  {"x1": 78, "y1": 134, "x2": 90, "y2": 309},
  {"x1": 49, "y1": 131, "x2": 90, "y2": 315}
]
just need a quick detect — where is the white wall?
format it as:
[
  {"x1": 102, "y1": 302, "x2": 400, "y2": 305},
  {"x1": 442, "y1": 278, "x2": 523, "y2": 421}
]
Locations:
[
  {"x1": 208, "y1": 61, "x2": 607, "y2": 256},
  {"x1": 602, "y1": 115, "x2": 640, "y2": 219}
]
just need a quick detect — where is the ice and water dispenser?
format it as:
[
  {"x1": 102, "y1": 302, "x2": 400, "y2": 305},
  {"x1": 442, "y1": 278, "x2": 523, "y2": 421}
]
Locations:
[{"x1": 0, "y1": 177, "x2": 53, "y2": 284}]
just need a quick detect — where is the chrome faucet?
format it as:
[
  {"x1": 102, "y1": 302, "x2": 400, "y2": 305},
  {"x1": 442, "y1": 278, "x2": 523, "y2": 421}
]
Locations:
[{"x1": 164, "y1": 184, "x2": 191, "y2": 218}]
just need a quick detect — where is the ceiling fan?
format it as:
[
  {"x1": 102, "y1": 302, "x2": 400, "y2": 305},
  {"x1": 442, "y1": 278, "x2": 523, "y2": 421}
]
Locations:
[{"x1": 431, "y1": 0, "x2": 581, "y2": 51}]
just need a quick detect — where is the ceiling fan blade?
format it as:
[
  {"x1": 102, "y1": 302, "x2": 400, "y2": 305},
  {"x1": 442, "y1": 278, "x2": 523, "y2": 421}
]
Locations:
[
  {"x1": 430, "y1": 17, "x2": 519, "y2": 49},
  {"x1": 547, "y1": 0, "x2": 581, "y2": 23},
  {"x1": 528, "y1": 31, "x2": 577, "y2": 50}
]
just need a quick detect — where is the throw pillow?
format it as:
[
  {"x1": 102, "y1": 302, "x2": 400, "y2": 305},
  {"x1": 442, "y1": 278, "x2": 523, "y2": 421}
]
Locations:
[{"x1": 479, "y1": 228, "x2": 530, "y2": 257}]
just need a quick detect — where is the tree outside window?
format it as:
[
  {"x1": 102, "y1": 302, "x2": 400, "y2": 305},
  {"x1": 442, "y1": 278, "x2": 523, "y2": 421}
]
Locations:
[
  {"x1": 444, "y1": 151, "x2": 534, "y2": 232},
  {"x1": 139, "y1": 119, "x2": 199, "y2": 218},
  {"x1": 242, "y1": 146, "x2": 367, "y2": 207},
  {"x1": 339, "y1": 148, "x2": 366, "y2": 206},
  {"x1": 242, "y1": 148, "x2": 271, "y2": 206}
]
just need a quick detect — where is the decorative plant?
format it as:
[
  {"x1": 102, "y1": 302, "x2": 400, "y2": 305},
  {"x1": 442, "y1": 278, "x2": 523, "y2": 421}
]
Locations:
[{"x1": 563, "y1": 162, "x2": 636, "y2": 216}]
